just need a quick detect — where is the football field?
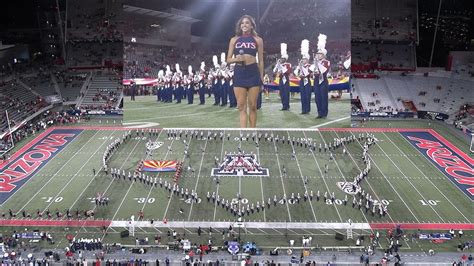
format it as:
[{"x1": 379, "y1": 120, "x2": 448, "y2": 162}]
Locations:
[
  {"x1": 0, "y1": 125, "x2": 472, "y2": 250},
  {"x1": 123, "y1": 92, "x2": 351, "y2": 128}
]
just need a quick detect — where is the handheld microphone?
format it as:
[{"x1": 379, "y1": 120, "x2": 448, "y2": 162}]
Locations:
[{"x1": 238, "y1": 49, "x2": 244, "y2": 65}]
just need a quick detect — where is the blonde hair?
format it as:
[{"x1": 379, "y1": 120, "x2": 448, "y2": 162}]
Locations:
[{"x1": 235, "y1": 15, "x2": 258, "y2": 36}]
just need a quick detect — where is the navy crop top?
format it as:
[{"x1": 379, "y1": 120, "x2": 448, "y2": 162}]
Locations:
[{"x1": 234, "y1": 34, "x2": 257, "y2": 57}]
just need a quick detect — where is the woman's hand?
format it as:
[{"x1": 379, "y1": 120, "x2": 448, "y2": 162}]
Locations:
[{"x1": 235, "y1": 55, "x2": 245, "y2": 63}]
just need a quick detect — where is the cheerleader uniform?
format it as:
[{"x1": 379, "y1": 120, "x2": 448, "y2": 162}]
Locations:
[{"x1": 233, "y1": 34, "x2": 262, "y2": 88}]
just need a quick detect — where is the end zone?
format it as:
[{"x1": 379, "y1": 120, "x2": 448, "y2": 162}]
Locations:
[{"x1": 0, "y1": 128, "x2": 83, "y2": 204}]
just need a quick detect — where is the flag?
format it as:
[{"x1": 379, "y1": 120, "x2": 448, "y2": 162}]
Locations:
[{"x1": 142, "y1": 160, "x2": 177, "y2": 172}]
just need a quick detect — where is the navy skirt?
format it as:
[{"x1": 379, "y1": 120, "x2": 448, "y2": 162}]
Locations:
[{"x1": 233, "y1": 63, "x2": 263, "y2": 88}]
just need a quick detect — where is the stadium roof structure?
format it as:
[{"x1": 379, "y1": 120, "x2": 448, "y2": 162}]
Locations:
[{"x1": 123, "y1": 5, "x2": 201, "y2": 24}]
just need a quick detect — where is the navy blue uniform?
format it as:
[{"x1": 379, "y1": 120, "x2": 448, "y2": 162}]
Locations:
[
  {"x1": 198, "y1": 79, "x2": 206, "y2": 105},
  {"x1": 314, "y1": 59, "x2": 330, "y2": 118},
  {"x1": 187, "y1": 83, "x2": 194, "y2": 104},
  {"x1": 213, "y1": 77, "x2": 221, "y2": 105},
  {"x1": 221, "y1": 78, "x2": 228, "y2": 106},
  {"x1": 298, "y1": 64, "x2": 312, "y2": 114},
  {"x1": 233, "y1": 34, "x2": 262, "y2": 88}
]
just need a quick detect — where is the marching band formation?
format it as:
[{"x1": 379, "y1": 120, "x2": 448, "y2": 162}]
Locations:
[
  {"x1": 134, "y1": 34, "x2": 351, "y2": 119},
  {"x1": 155, "y1": 53, "x2": 239, "y2": 108}
]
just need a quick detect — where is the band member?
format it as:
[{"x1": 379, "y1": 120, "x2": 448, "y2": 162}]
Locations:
[
  {"x1": 130, "y1": 81, "x2": 136, "y2": 101},
  {"x1": 212, "y1": 55, "x2": 221, "y2": 106},
  {"x1": 187, "y1": 65, "x2": 194, "y2": 104},
  {"x1": 227, "y1": 15, "x2": 264, "y2": 128},
  {"x1": 198, "y1": 62, "x2": 206, "y2": 105},
  {"x1": 274, "y1": 43, "x2": 291, "y2": 111},
  {"x1": 157, "y1": 70, "x2": 164, "y2": 102},
  {"x1": 263, "y1": 74, "x2": 270, "y2": 100},
  {"x1": 220, "y1": 53, "x2": 229, "y2": 106},
  {"x1": 313, "y1": 34, "x2": 330, "y2": 118},
  {"x1": 175, "y1": 64, "x2": 184, "y2": 104},
  {"x1": 295, "y1": 39, "x2": 312, "y2": 114}
]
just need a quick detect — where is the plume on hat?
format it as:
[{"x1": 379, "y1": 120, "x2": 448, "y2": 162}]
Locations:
[
  {"x1": 213, "y1": 55, "x2": 219, "y2": 68},
  {"x1": 280, "y1": 43, "x2": 288, "y2": 59},
  {"x1": 317, "y1": 34, "x2": 327, "y2": 56},
  {"x1": 300, "y1": 39, "x2": 310, "y2": 59},
  {"x1": 220, "y1": 52, "x2": 226, "y2": 66}
]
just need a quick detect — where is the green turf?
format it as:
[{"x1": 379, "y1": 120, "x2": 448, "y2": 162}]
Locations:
[
  {"x1": 123, "y1": 93, "x2": 350, "y2": 128},
  {"x1": 2, "y1": 128, "x2": 471, "y2": 223},
  {"x1": 1, "y1": 125, "x2": 472, "y2": 252}
]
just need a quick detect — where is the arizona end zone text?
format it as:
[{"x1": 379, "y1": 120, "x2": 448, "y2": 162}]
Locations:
[
  {"x1": 0, "y1": 129, "x2": 82, "y2": 203},
  {"x1": 401, "y1": 131, "x2": 474, "y2": 200}
]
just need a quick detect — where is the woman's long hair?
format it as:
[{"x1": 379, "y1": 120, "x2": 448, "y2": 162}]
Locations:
[{"x1": 235, "y1": 15, "x2": 258, "y2": 36}]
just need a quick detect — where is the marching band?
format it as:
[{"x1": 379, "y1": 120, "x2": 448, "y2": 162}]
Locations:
[{"x1": 143, "y1": 34, "x2": 341, "y2": 118}]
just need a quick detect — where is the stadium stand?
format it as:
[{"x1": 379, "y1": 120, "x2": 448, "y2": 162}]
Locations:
[{"x1": 77, "y1": 72, "x2": 122, "y2": 110}]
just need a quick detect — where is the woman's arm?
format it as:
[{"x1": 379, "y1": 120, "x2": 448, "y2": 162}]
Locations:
[
  {"x1": 257, "y1": 37, "x2": 264, "y2": 81},
  {"x1": 227, "y1": 37, "x2": 243, "y2": 64}
]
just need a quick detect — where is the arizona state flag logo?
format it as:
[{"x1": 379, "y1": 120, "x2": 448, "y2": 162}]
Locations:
[{"x1": 142, "y1": 160, "x2": 177, "y2": 172}]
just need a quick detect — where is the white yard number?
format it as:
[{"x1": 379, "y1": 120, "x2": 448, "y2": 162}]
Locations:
[
  {"x1": 419, "y1": 199, "x2": 439, "y2": 206},
  {"x1": 326, "y1": 199, "x2": 343, "y2": 205},
  {"x1": 184, "y1": 198, "x2": 202, "y2": 204},
  {"x1": 373, "y1": 199, "x2": 391, "y2": 206},
  {"x1": 45, "y1": 197, "x2": 63, "y2": 203},
  {"x1": 231, "y1": 198, "x2": 249, "y2": 205},
  {"x1": 135, "y1": 197, "x2": 155, "y2": 204}
]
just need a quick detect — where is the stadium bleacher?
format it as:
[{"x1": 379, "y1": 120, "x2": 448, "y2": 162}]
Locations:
[
  {"x1": 353, "y1": 71, "x2": 473, "y2": 120},
  {"x1": 78, "y1": 72, "x2": 122, "y2": 110}
]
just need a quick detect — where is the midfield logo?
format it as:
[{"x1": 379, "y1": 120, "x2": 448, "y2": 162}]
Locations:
[{"x1": 211, "y1": 152, "x2": 269, "y2": 177}]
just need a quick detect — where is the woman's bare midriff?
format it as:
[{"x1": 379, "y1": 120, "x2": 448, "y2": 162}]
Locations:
[{"x1": 240, "y1": 54, "x2": 257, "y2": 65}]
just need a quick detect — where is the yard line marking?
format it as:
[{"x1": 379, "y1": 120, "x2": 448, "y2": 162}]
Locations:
[
  {"x1": 309, "y1": 116, "x2": 350, "y2": 128},
  {"x1": 15, "y1": 130, "x2": 91, "y2": 214},
  {"x1": 187, "y1": 137, "x2": 209, "y2": 221},
  {"x1": 393, "y1": 133, "x2": 470, "y2": 222},
  {"x1": 270, "y1": 133, "x2": 292, "y2": 222},
  {"x1": 303, "y1": 131, "x2": 342, "y2": 222},
  {"x1": 354, "y1": 133, "x2": 420, "y2": 223},
  {"x1": 42, "y1": 130, "x2": 117, "y2": 212},
  {"x1": 286, "y1": 130, "x2": 317, "y2": 222},
  {"x1": 99, "y1": 131, "x2": 164, "y2": 240},
  {"x1": 213, "y1": 130, "x2": 226, "y2": 221},
  {"x1": 238, "y1": 130, "x2": 242, "y2": 207},
  {"x1": 68, "y1": 136, "x2": 141, "y2": 209},
  {"x1": 255, "y1": 132, "x2": 267, "y2": 222},
  {"x1": 271, "y1": 228, "x2": 284, "y2": 235},
  {"x1": 143, "y1": 133, "x2": 176, "y2": 213},
  {"x1": 375, "y1": 133, "x2": 445, "y2": 222},
  {"x1": 319, "y1": 131, "x2": 374, "y2": 225},
  {"x1": 332, "y1": 130, "x2": 396, "y2": 224},
  {"x1": 287, "y1": 228, "x2": 299, "y2": 235}
]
